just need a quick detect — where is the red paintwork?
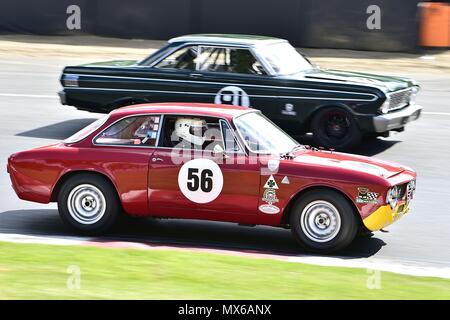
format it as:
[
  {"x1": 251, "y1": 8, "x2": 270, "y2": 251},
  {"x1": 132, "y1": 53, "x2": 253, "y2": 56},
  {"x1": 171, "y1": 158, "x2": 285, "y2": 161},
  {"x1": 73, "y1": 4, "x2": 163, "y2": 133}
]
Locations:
[{"x1": 7, "y1": 103, "x2": 416, "y2": 226}]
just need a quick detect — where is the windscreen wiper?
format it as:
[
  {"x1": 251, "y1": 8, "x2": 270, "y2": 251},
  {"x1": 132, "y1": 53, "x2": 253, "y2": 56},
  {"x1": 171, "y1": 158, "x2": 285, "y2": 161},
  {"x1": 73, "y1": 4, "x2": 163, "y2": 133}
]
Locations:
[{"x1": 280, "y1": 144, "x2": 304, "y2": 159}]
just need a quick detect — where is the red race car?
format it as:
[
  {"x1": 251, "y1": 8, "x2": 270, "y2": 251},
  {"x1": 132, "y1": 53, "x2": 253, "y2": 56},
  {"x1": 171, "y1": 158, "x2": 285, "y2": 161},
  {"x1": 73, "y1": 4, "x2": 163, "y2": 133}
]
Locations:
[{"x1": 7, "y1": 103, "x2": 416, "y2": 253}]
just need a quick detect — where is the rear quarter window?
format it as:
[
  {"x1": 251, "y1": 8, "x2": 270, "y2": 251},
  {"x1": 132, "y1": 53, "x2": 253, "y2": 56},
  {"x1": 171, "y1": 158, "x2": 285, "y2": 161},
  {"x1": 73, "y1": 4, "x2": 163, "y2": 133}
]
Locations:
[
  {"x1": 64, "y1": 116, "x2": 108, "y2": 144},
  {"x1": 94, "y1": 115, "x2": 161, "y2": 147}
]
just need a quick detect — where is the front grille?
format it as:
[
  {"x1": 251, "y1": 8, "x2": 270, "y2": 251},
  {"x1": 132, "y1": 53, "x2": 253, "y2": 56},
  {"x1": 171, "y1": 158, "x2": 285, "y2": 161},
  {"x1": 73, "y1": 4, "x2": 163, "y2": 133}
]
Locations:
[
  {"x1": 406, "y1": 179, "x2": 416, "y2": 203},
  {"x1": 397, "y1": 183, "x2": 408, "y2": 199},
  {"x1": 388, "y1": 88, "x2": 412, "y2": 112}
]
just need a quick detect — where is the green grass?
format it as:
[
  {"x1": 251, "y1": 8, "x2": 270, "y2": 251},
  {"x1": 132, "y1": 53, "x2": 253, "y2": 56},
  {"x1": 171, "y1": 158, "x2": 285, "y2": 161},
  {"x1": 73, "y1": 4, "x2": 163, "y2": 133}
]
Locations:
[{"x1": 0, "y1": 241, "x2": 449, "y2": 299}]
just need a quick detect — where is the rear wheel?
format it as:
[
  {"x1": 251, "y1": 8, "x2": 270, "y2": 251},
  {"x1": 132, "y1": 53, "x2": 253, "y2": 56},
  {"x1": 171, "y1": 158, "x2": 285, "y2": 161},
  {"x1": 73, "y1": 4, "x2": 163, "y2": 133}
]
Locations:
[
  {"x1": 290, "y1": 189, "x2": 358, "y2": 253},
  {"x1": 57, "y1": 173, "x2": 120, "y2": 235},
  {"x1": 311, "y1": 107, "x2": 361, "y2": 150}
]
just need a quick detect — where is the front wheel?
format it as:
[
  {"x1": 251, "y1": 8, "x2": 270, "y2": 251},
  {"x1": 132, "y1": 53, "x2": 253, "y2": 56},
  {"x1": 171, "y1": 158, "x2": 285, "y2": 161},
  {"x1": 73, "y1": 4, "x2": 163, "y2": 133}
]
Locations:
[
  {"x1": 57, "y1": 173, "x2": 120, "y2": 235},
  {"x1": 311, "y1": 107, "x2": 361, "y2": 150},
  {"x1": 290, "y1": 189, "x2": 358, "y2": 253}
]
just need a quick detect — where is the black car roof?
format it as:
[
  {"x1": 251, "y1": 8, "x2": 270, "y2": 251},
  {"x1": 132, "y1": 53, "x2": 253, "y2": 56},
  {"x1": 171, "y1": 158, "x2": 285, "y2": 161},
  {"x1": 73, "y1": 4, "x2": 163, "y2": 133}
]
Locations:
[{"x1": 168, "y1": 34, "x2": 287, "y2": 47}]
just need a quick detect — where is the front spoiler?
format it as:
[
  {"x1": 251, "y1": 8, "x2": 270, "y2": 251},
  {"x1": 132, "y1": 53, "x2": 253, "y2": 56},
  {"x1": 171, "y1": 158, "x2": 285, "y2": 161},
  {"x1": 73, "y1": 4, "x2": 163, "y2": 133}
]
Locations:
[{"x1": 363, "y1": 202, "x2": 410, "y2": 231}]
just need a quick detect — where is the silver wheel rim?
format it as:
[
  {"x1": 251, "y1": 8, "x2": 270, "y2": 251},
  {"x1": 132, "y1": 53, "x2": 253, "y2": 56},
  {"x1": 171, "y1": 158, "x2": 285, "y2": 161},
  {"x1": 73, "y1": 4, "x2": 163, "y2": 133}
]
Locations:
[
  {"x1": 300, "y1": 200, "x2": 341, "y2": 243},
  {"x1": 67, "y1": 184, "x2": 106, "y2": 225}
]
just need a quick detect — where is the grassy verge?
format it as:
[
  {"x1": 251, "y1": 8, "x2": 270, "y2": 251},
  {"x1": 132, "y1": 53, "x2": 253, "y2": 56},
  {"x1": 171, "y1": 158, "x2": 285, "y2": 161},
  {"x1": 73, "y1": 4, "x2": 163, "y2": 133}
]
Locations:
[{"x1": 0, "y1": 241, "x2": 449, "y2": 299}]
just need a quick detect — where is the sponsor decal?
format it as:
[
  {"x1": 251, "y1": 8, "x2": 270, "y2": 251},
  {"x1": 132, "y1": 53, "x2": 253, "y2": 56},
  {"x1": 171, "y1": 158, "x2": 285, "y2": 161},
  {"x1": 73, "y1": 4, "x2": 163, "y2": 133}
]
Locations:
[
  {"x1": 356, "y1": 187, "x2": 379, "y2": 204},
  {"x1": 263, "y1": 175, "x2": 279, "y2": 189},
  {"x1": 260, "y1": 175, "x2": 280, "y2": 214},
  {"x1": 281, "y1": 176, "x2": 290, "y2": 184},
  {"x1": 262, "y1": 188, "x2": 279, "y2": 204},
  {"x1": 281, "y1": 103, "x2": 297, "y2": 116},
  {"x1": 178, "y1": 158, "x2": 223, "y2": 203},
  {"x1": 258, "y1": 204, "x2": 280, "y2": 214},
  {"x1": 214, "y1": 86, "x2": 250, "y2": 107}
]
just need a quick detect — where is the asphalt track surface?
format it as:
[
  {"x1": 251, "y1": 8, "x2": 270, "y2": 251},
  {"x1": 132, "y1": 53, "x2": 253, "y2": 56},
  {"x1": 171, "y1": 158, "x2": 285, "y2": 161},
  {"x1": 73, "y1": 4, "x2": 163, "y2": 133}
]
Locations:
[{"x1": 0, "y1": 56, "x2": 449, "y2": 268}]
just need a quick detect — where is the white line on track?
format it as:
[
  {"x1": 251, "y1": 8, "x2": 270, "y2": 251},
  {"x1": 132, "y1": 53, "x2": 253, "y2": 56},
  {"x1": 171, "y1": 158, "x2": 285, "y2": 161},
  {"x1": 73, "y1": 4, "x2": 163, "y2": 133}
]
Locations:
[
  {"x1": 0, "y1": 93, "x2": 57, "y2": 99},
  {"x1": 1, "y1": 232, "x2": 449, "y2": 279},
  {"x1": 422, "y1": 111, "x2": 450, "y2": 116}
]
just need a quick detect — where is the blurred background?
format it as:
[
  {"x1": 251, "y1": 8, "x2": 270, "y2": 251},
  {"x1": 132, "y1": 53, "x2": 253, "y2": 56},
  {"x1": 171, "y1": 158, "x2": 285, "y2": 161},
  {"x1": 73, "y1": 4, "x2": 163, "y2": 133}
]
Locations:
[{"x1": 0, "y1": 0, "x2": 449, "y2": 52}]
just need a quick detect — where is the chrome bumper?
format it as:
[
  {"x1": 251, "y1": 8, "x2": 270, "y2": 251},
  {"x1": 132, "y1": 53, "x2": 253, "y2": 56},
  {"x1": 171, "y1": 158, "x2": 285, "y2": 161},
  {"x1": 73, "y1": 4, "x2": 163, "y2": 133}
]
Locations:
[
  {"x1": 373, "y1": 104, "x2": 422, "y2": 133},
  {"x1": 58, "y1": 90, "x2": 67, "y2": 105}
]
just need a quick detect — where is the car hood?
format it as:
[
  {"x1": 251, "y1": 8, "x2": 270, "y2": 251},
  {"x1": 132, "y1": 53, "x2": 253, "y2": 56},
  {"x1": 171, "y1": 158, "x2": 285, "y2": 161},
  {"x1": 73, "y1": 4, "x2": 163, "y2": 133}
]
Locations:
[
  {"x1": 286, "y1": 69, "x2": 416, "y2": 93},
  {"x1": 292, "y1": 150, "x2": 407, "y2": 179},
  {"x1": 81, "y1": 60, "x2": 139, "y2": 67}
]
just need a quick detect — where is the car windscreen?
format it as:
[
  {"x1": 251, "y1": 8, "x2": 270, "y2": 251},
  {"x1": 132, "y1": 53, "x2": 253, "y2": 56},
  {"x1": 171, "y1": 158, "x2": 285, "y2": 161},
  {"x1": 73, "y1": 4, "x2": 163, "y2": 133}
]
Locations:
[
  {"x1": 234, "y1": 111, "x2": 300, "y2": 154},
  {"x1": 256, "y1": 42, "x2": 314, "y2": 75}
]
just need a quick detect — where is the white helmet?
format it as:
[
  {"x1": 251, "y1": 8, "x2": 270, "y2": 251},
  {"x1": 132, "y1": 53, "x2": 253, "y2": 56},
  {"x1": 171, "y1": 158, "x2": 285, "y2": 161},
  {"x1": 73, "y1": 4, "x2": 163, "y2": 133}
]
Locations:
[{"x1": 174, "y1": 118, "x2": 207, "y2": 146}]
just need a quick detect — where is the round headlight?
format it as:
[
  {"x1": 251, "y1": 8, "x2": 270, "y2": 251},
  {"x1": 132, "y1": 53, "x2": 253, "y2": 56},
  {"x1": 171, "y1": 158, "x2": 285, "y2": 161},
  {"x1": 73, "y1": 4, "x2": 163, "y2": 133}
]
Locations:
[
  {"x1": 386, "y1": 186, "x2": 400, "y2": 209},
  {"x1": 380, "y1": 96, "x2": 390, "y2": 114},
  {"x1": 409, "y1": 86, "x2": 419, "y2": 105}
]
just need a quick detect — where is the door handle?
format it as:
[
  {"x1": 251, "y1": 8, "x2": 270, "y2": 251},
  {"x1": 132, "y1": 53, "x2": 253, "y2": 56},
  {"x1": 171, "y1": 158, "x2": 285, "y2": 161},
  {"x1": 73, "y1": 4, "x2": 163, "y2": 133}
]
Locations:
[
  {"x1": 152, "y1": 157, "x2": 164, "y2": 162},
  {"x1": 189, "y1": 73, "x2": 203, "y2": 78}
]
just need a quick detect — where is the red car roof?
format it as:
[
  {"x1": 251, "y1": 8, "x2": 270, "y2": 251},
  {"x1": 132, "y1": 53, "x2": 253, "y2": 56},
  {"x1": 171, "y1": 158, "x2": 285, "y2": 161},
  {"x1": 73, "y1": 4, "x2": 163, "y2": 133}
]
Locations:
[{"x1": 111, "y1": 103, "x2": 255, "y2": 120}]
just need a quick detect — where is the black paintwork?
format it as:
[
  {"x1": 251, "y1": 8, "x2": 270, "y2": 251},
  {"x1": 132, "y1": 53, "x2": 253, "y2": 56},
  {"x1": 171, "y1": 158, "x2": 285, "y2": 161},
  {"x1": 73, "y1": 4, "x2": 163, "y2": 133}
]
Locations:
[{"x1": 59, "y1": 35, "x2": 416, "y2": 139}]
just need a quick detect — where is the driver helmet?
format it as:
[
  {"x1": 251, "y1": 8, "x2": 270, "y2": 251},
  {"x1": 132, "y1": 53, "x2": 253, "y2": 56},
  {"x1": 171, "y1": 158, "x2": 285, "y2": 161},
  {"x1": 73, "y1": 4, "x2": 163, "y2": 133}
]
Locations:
[{"x1": 174, "y1": 118, "x2": 207, "y2": 146}]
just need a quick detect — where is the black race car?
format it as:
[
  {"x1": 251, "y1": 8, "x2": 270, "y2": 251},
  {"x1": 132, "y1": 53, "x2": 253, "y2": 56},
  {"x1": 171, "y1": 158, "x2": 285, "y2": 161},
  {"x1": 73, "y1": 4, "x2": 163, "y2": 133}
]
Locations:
[{"x1": 59, "y1": 34, "x2": 422, "y2": 149}]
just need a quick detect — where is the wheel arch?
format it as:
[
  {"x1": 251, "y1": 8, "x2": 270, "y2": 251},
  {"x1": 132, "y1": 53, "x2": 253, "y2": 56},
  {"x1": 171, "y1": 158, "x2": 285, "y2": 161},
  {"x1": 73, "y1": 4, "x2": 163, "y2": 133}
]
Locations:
[
  {"x1": 50, "y1": 170, "x2": 120, "y2": 203},
  {"x1": 281, "y1": 185, "x2": 363, "y2": 227},
  {"x1": 106, "y1": 97, "x2": 149, "y2": 112}
]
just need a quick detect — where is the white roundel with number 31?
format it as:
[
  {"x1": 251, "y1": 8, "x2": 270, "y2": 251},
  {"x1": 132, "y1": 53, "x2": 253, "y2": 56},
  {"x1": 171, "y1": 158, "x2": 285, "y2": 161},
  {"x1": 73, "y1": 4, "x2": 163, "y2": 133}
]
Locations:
[
  {"x1": 178, "y1": 159, "x2": 224, "y2": 204},
  {"x1": 214, "y1": 86, "x2": 250, "y2": 107}
]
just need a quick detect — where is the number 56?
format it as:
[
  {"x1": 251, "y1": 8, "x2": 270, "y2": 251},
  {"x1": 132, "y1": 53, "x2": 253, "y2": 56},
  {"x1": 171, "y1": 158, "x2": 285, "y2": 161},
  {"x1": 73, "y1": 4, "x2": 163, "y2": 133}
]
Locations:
[{"x1": 187, "y1": 168, "x2": 213, "y2": 192}]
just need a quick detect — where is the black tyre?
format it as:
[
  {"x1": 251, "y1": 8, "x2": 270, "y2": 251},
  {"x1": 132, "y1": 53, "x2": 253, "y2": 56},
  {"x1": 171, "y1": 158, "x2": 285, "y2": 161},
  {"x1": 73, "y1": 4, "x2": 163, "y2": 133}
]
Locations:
[
  {"x1": 57, "y1": 173, "x2": 120, "y2": 235},
  {"x1": 290, "y1": 189, "x2": 358, "y2": 253},
  {"x1": 357, "y1": 227, "x2": 374, "y2": 238},
  {"x1": 311, "y1": 107, "x2": 361, "y2": 150}
]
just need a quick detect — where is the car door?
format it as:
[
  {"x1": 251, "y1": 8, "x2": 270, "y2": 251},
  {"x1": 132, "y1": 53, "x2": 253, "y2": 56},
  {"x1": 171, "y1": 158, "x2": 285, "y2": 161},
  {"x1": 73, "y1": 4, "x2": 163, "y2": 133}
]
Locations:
[
  {"x1": 187, "y1": 46, "x2": 281, "y2": 113},
  {"x1": 147, "y1": 114, "x2": 261, "y2": 222},
  {"x1": 92, "y1": 114, "x2": 161, "y2": 216}
]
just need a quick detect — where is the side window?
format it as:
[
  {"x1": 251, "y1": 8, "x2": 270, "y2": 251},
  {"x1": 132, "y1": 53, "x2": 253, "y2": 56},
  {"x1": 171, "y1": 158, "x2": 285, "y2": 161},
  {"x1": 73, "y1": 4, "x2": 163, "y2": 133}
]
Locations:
[
  {"x1": 160, "y1": 115, "x2": 223, "y2": 151},
  {"x1": 95, "y1": 115, "x2": 161, "y2": 146},
  {"x1": 198, "y1": 46, "x2": 266, "y2": 75},
  {"x1": 154, "y1": 46, "x2": 198, "y2": 71}
]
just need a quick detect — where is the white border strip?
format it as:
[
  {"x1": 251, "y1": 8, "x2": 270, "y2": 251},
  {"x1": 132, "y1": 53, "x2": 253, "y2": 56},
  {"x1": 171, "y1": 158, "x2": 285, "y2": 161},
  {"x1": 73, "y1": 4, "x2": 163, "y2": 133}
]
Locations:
[
  {"x1": 0, "y1": 233, "x2": 449, "y2": 279},
  {"x1": 286, "y1": 256, "x2": 450, "y2": 279}
]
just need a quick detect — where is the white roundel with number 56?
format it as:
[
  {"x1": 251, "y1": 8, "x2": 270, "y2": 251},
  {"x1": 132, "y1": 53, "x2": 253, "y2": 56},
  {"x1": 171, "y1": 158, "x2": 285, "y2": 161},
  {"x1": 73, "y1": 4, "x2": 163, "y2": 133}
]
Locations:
[{"x1": 178, "y1": 159, "x2": 224, "y2": 204}]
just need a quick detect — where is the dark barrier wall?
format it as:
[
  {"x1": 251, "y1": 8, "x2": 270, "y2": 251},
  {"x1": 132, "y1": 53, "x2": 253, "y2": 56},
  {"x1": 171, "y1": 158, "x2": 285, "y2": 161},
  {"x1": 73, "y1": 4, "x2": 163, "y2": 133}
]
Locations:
[
  {"x1": 0, "y1": 0, "x2": 422, "y2": 52},
  {"x1": 303, "y1": 0, "x2": 421, "y2": 51}
]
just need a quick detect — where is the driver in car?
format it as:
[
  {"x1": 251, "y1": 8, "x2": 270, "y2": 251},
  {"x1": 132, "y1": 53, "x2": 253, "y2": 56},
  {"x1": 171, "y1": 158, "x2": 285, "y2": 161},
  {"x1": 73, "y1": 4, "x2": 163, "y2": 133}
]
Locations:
[{"x1": 231, "y1": 50, "x2": 259, "y2": 74}]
